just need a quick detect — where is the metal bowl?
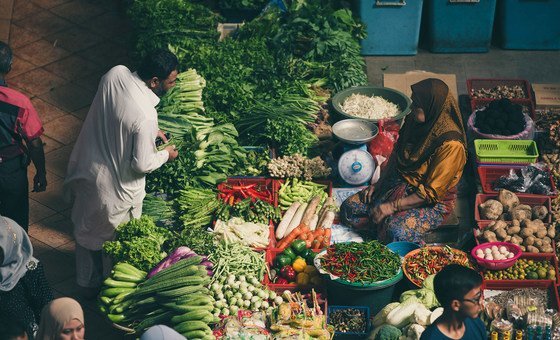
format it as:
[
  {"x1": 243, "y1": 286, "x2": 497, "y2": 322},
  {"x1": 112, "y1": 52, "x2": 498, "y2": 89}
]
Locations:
[
  {"x1": 331, "y1": 86, "x2": 412, "y2": 126},
  {"x1": 332, "y1": 119, "x2": 379, "y2": 145}
]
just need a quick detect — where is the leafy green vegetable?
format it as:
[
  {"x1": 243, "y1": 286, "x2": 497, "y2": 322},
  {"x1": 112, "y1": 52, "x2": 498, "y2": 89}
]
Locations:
[
  {"x1": 103, "y1": 216, "x2": 172, "y2": 271},
  {"x1": 218, "y1": 0, "x2": 268, "y2": 10}
]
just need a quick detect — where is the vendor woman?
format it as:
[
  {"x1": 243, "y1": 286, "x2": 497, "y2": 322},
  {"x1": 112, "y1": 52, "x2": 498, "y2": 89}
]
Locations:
[{"x1": 340, "y1": 78, "x2": 467, "y2": 243}]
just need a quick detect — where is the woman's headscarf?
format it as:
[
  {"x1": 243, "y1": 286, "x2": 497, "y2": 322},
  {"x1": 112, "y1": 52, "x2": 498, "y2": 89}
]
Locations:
[
  {"x1": 36, "y1": 297, "x2": 84, "y2": 340},
  {"x1": 396, "y1": 78, "x2": 466, "y2": 172},
  {"x1": 0, "y1": 216, "x2": 34, "y2": 291}
]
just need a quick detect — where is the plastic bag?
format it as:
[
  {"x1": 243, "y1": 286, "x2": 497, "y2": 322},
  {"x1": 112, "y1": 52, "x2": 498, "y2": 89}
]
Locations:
[
  {"x1": 368, "y1": 121, "x2": 399, "y2": 169},
  {"x1": 468, "y1": 110, "x2": 535, "y2": 140},
  {"x1": 492, "y1": 163, "x2": 555, "y2": 196}
]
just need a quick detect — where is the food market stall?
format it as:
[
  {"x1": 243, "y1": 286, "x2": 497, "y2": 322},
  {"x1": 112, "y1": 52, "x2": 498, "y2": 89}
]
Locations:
[{"x1": 92, "y1": 1, "x2": 560, "y2": 339}]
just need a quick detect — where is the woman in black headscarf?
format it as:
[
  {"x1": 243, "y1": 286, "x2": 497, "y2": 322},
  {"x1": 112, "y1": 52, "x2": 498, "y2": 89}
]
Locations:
[{"x1": 340, "y1": 78, "x2": 467, "y2": 243}]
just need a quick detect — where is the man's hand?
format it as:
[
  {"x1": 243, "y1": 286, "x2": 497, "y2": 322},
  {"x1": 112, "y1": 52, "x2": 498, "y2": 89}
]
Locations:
[
  {"x1": 157, "y1": 130, "x2": 169, "y2": 143},
  {"x1": 370, "y1": 202, "x2": 396, "y2": 224},
  {"x1": 359, "y1": 184, "x2": 376, "y2": 204},
  {"x1": 165, "y1": 145, "x2": 178, "y2": 162},
  {"x1": 33, "y1": 172, "x2": 47, "y2": 192}
]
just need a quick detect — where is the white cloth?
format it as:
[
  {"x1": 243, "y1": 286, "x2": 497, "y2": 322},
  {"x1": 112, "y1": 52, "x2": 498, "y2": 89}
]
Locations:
[{"x1": 64, "y1": 66, "x2": 169, "y2": 250}]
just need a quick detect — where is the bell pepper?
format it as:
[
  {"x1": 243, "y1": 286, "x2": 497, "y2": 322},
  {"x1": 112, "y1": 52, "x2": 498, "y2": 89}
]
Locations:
[
  {"x1": 305, "y1": 250, "x2": 319, "y2": 264},
  {"x1": 274, "y1": 254, "x2": 292, "y2": 269},
  {"x1": 279, "y1": 265, "x2": 296, "y2": 281},
  {"x1": 290, "y1": 239, "x2": 307, "y2": 254},
  {"x1": 275, "y1": 277, "x2": 289, "y2": 284},
  {"x1": 304, "y1": 265, "x2": 318, "y2": 276},
  {"x1": 292, "y1": 258, "x2": 307, "y2": 273},
  {"x1": 281, "y1": 248, "x2": 296, "y2": 261},
  {"x1": 296, "y1": 272, "x2": 310, "y2": 286}
]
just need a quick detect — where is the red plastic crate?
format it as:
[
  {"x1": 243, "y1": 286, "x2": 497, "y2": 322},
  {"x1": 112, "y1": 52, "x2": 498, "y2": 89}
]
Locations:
[
  {"x1": 218, "y1": 178, "x2": 276, "y2": 206},
  {"x1": 467, "y1": 78, "x2": 533, "y2": 101},
  {"x1": 477, "y1": 165, "x2": 557, "y2": 198},
  {"x1": 474, "y1": 193, "x2": 552, "y2": 223},
  {"x1": 473, "y1": 228, "x2": 556, "y2": 255},
  {"x1": 482, "y1": 281, "x2": 559, "y2": 311},
  {"x1": 482, "y1": 252, "x2": 559, "y2": 285}
]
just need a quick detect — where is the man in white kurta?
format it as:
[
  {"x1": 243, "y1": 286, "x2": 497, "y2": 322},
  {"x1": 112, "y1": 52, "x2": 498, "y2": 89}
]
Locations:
[{"x1": 64, "y1": 51, "x2": 179, "y2": 291}]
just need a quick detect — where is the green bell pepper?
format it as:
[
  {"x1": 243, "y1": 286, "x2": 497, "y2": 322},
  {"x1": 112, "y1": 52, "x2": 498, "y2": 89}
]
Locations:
[
  {"x1": 290, "y1": 239, "x2": 307, "y2": 255},
  {"x1": 305, "y1": 250, "x2": 319, "y2": 264},
  {"x1": 281, "y1": 247, "x2": 296, "y2": 261},
  {"x1": 275, "y1": 254, "x2": 292, "y2": 269}
]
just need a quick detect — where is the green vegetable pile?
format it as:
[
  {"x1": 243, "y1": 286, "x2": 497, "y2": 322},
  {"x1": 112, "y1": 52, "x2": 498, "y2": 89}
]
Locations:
[
  {"x1": 208, "y1": 241, "x2": 267, "y2": 284},
  {"x1": 234, "y1": 148, "x2": 270, "y2": 176},
  {"x1": 278, "y1": 178, "x2": 328, "y2": 210},
  {"x1": 103, "y1": 216, "x2": 172, "y2": 272},
  {"x1": 215, "y1": 198, "x2": 281, "y2": 224},
  {"x1": 142, "y1": 193, "x2": 175, "y2": 223}
]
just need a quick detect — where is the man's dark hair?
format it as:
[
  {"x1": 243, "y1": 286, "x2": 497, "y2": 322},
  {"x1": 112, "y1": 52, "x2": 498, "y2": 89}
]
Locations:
[
  {"x1": 0, "y1": 41, "x2": 13, "y2": 74},
  {"x1": 434, "y1": 264, "x2": 482, "y2": 308},
  {"x1": 0, "y1": 316, "x2": 27, "y2": 340},
  {"x1": 137, "y1": 49, "x2": 178, "y2": 81}
]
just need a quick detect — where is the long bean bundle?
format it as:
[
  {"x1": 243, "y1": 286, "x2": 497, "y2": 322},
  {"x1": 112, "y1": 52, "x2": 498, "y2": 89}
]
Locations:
[
  {"x1": 208, "y1": 242, "x2": 266, "y2": 284},
  {"x1": 320, "y1": 241, "x2": 400, "y2": 284}
]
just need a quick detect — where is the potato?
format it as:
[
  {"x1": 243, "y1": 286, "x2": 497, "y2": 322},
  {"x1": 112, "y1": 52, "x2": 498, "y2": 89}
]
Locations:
[
  {"x1": 527, "y1": 246, "x2": 540, "y2": 253},
  {"x1": 547, "y1": 225, "x2": 556, "y2": 239},
  {"x1": 520, "y1": 227, "x2": 535, "y2": 238},
  {"x1": 495, "y1": 228, "x2": 508, "y2": 240},
  {"x1": 490, "y1": 220, "x2": 508, "y2": 231},
  {"x1": 498, "y1": 189, "x2": 520, "y2": 213},
  {"x1": 542, "y1": 236, "x2": 552, "y2": 245},
  {"x1": 534, "y1": 239, "x2": 543, "y2": 247},
  {"x1": 511, "y1": 235, "x2": 523, "y2": 245},
  {"x1": 512, "y1": 219, "x2": 521, "y2": 227},
  {"x1": 523, "y1": 236, "x2": 535, "y2": 246},
  {"x1": 507, "y1": 226, "x2": 521, "y2": 235},
  {"x1": 504, "y1": 235, "x2": 512, "y2": 242},
  {"x1": 532, "y1": 206, "x2": 549, "y2": 221},
  {"x1": 511, "y1": 208, "x2": 532, "y2": 221},
  {"x1": 536, "y1": 227, "x2": 548, "y2": 239},
  {"x1": 479, "y1": 199, "x2": 503, "y2": 220},
  {"x1": 540, "y1": 245, "x2": 554, "y2": 253},
  {"x1": 483, "y1": 230, "x2": 498, "y2": 242},
  {"x1": 519, "y1": 245, "x2": 527, "y2": 252}
]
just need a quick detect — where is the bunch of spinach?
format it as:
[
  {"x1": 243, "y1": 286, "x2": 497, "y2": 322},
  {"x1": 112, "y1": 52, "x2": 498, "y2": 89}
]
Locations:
[{"x1": 127, "y1": 0, "x2": 221, "y2": 59}]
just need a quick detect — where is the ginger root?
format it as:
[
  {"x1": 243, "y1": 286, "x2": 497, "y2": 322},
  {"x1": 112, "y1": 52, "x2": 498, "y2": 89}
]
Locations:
[
  {"x1": 547, "y1": 225, "x2": 556, "y2": 238},
  {"x1": 483, "y1": 230, "x2": 498, "y2": 242},
  {"x1": 498, "y1": 189, "x2": 520, "y2": 213},
  {"x1": 526, "y1": 246, "x2": 540, "y2": 253},
  {"x1": 479, "y1": 199, "x2": 503, "y2": 220},
  {"x1": 536, "y1": 227, "x2": 548, "y2": 239},
  {"x1": 510, "y1": 235, "x2": 523, "y2": 245},
  {"x1": 523, "y1": 236, "x2": 535, "y2": 246},
  {"x1": 507, "y1": 225, "x2": 521, "y2": 235}
]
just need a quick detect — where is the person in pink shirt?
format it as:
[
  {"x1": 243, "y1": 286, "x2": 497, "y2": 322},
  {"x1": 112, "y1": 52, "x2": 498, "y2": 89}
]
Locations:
[{"x1": 0, "y1": 41, "x2": 47, "y2": 232}]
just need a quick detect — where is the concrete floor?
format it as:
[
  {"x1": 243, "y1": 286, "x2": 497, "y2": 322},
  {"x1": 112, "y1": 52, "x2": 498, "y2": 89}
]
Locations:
[{"x1": 2, "y1": 0, "x2": 560, "y2": 338}]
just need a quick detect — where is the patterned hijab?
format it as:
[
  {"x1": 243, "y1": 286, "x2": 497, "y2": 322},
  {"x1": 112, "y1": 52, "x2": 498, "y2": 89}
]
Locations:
[
  {"x1": 37, "y1": 297, "x2": 85, "y2": 340},
  {"x1": 396, "y1": 78, "x2": 466, "y2": 172},
  {"x1": 0, "y1": 216, "x2": 34, "y2": 291}
]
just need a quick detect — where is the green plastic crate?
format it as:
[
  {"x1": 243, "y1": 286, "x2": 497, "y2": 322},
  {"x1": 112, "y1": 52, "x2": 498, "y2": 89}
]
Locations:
[{"x1": 474, "y1": 139, "x2": 539, "y2": 164}]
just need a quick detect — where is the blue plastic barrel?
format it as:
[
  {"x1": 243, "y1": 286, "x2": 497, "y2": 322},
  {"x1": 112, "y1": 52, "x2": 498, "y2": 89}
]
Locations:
[
  {"x1": 495, "y1": 0, "x2": 560, "y2": 50},
  {"x1": 424, "y1": 0, "x2": 497, "y2": 53},
  {"x1": 357, "y1": 0, "x2": 424, "y2": 55}
]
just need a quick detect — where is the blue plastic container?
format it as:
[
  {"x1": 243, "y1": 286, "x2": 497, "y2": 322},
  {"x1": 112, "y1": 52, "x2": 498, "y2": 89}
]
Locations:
[
  {"x1": 495, "y1": 0, "x2": 560, "y2": 50},
  {"x1": 387, "y1": 241, "x2": 421, "y2": 257},
  {"x1": 424, "y1": 0, "x2": 497, "y2": 53},
  {"x1": 357, "y1": 0, "x2": 424, "y2": 55}
]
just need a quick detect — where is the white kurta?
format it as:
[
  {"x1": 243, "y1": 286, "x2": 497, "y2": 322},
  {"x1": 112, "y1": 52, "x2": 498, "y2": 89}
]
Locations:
[{"x1": 64, "y1": 66, "x2": 169, "y2": 250}]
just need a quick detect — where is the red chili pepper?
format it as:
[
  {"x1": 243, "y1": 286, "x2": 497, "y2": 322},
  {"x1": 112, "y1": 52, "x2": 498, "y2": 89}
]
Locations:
[{"x1": 229, "y1": 183, "x2": 257, "y2": 190}]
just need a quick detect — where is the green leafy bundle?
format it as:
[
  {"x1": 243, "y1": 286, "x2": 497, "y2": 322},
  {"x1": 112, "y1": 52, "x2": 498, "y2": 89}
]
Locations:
[
  {"x1": 103, "y1": 216, "x2": 172, "y2": 271},
  {"x1": 127, "y1": 0, "x2": 222, "y2": 59}
]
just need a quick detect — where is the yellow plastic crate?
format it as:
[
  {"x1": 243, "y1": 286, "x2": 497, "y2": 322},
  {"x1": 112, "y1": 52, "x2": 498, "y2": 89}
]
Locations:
[{"x1": 474, "y1": 139, "x2": 539, "y2": 164}]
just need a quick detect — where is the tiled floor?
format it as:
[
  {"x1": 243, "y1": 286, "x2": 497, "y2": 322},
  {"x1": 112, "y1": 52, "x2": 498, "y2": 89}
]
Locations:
[{"x1": 3, "y1": 1, "x2": 560, "y2": 339}]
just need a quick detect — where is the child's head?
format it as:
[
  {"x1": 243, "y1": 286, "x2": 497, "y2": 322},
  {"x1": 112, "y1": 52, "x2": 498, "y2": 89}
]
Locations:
[{"x1": 434, "y1": 264, "x2": 483, "y2": 319}]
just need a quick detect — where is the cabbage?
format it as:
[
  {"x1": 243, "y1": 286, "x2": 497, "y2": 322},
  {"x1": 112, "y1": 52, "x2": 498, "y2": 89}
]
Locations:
[
  {"x1": 372, "y1": 302, "x2": 401, "y2": 327},
  {"x1": 422, "y1": 274, "x2": 436, "y2": 291},
  {"x1": 400, "y1": 288, "x2": 439, "y2": 309}
]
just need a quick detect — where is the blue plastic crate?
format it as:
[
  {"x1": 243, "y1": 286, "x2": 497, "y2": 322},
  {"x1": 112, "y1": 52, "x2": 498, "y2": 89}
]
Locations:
[
  {"x1": 424, "y1": 0, "x2": 497, "y2": 53},
  {"x1": 327, "y1": 305, "x2": 370, "y2": 337},
  {"x1": 496, "y1": 0, "x2": 560, "y2": 50},
  {"x1": 357, "y1": 0, "x2": 424, "y2": 55}
]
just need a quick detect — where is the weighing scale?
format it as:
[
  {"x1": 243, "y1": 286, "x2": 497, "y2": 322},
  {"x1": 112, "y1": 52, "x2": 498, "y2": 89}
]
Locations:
[{"x1": 332, "y1": 119, "x2": 379, "y2": 186}]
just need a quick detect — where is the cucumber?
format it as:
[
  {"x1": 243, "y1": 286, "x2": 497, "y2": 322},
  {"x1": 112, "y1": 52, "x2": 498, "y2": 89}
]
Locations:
[
  {"x1": 104, "y1": 277, "x2": 137, "y2": 288},
  {"x1": 101, "y1": 287, "x2": 134, "y2": 298},
  {"x1": 171, "y1": 310, "x2": 212, "y2": 324},
  {"x1": 174, "y1": 320, "x2": 210, "y2": 334}
]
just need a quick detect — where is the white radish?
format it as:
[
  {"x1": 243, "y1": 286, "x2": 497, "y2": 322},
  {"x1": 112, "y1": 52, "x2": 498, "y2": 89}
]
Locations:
[
  {"x1": 309, "y1": 214, "x2": 319, "y2": 231},
  {"x1": 284, "y1": 203, "x2": 308, "y2": 237},
  {"x1": 275, "y1": 202, "x2": 301, "y2": 240},
  {"x1": 301, "y1": 195, "x2": 322, "y2": 226},
  {"x1": 319, "y1": 210, "x2": 336, "y2": 229}
]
